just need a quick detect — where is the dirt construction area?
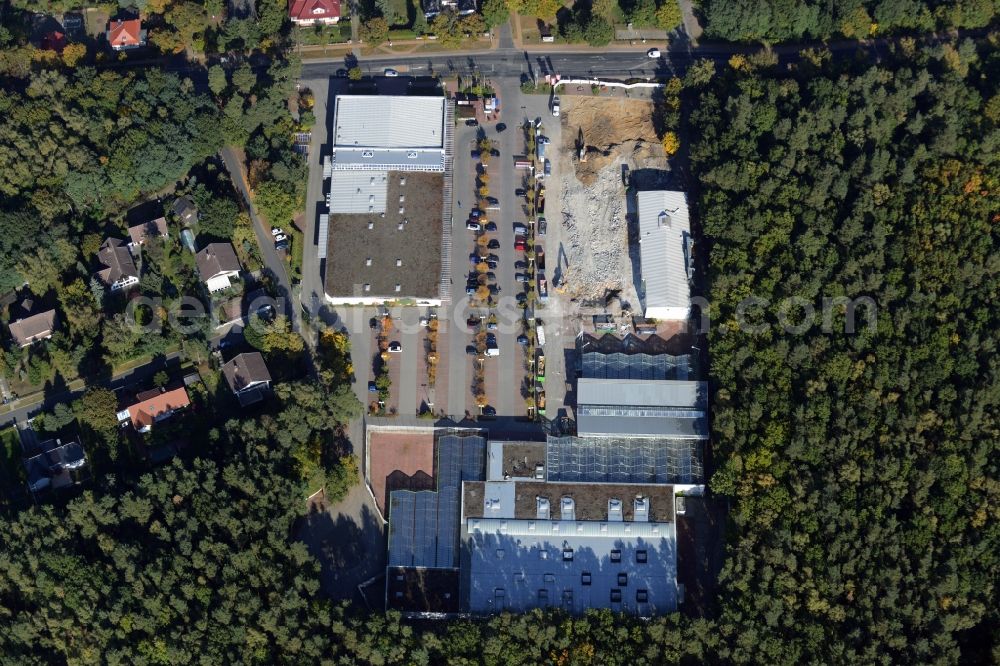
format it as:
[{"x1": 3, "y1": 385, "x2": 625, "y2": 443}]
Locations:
[{"x1": 555, "y1": 96, "x2": 667, "y2": 306}]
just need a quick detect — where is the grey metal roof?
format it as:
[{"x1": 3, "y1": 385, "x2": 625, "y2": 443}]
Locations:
[
  {"x1": 333, "y1": 95, "x2": 446, "y2": 150},
  {"x1": 636, "y1": 190, "x2": 691, "y2": 318},
  {"x1": 462, "y1": 517, "x2": 677, "y2": 615},
  {"x1": 328, "y1": 170, "x2": 389, "y2": 214},
  {"x1": 576, "y1": 410, "x2": 708, "y2": 439},
  {"x1": 577, "y1": 378, "x2": 706, "y2": 409},
  {"x1": 331, "y1": 148, "x2": 445, "y2": 172}
]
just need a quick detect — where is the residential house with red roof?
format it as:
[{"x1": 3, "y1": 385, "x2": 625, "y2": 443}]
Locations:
[
  {"x1": 116, "y1": 387, "x2": 191, "y2": 433},
  {"x1": 106, "y1": 19, "x2": 146, "y2": 50},
  {"x1": 289, "y1": 0, "x2": 340, "y2": 25}
]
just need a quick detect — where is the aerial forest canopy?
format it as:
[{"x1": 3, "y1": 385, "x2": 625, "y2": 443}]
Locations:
[
  {"x1": 0, "y1": 37, "x2": 997, "y2": 666},
  {"x1": 692, "y1": 39, "x2": 999, "y2": 663},
  {"x1": 701, "y1": 0, "x2": 997, "y2": 42}
]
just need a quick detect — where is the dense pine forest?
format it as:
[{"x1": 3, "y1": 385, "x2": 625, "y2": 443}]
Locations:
[
  {"x1": 0, "y1": 24, "x2": 997, "y2": 666},
  {"x1": 701, "y1": 0, "x2": 997, "y2": 42}
]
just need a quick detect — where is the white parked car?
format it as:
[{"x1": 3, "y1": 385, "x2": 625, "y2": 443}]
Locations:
[
  {"x1": 384, "y1": 68, "x2": 399, "y2": 77},
  {"x1": 466, "y1": 222, "x2": 481, "y2": 231},
  {"x1": 271, "y1": 227, "x2": 284, "y2": 236},
  {"x1": 273, "y1": 234, "x2": 288, "y2": 243},
  {"x1": 647, "y1": 48, "x2": 661, "y2": 58},
  {"x1": 388, "y1": 341, "x2": 402, "y2": 352}
]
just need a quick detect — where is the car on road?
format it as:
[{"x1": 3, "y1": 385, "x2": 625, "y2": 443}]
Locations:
[
  {"x1": 515, "y1": 273, "x2": 529, "y2": 283},
  {"x1": 490, "y1": 148, "x2": 500, "y2": 157},
  {"x1": 513, "y1": 223, "x2": 527, "y2": 235},
  {"x1": 466, "y1": 119, "x2": 479, "y2": 127},
  {"x1": 551, "y1": 98, "x2": 560, "y2": 117},
  {"x1": 487, "y1": 260, "x2": 498, "y2": 269},
  {"x1": 539, "y1": 136, "x2": 550, "y2": 145},
  {"x1": 419, "y1": 317, "x2": 431, "y2": 327},
  {"x1": 470, "y1": 208, "x2": 482, "y2": 218},
  {"x1": 466, "y1": 221, "x2": 481, "y2": 231},
  {"x1": 486, "y1": 196, "x2": 500, "y2": 206},
  {"x1": 486, "y1": 321, "x2": 498, "y2": 331},
  {"x1": 336, "y1": 69, "x2": 348, "y2": 77},
  {"x1": 487, "y1": 253, "x2": 500, "y2": 262},
  {"x1": 539, "y1": 218, "x2": 547, "y2": 235},
  {"x1": 470, "y1": 252, "x2": 484, "y2": 263},
  {"x1": 466, "y1": 345, "x2": 478, "y2": 355},
  {"x1": 368, "y1": 381, "x2": 378, "y2": 393},
  {"x1": 486, "y1": 333, "x2": 497, "y2": 346},
  {"x1": 273, "y1": 233, "x2": 288, "y2": 243},
  {"x1": 467, "y1": 316, "x2": 480, "y2": 327},
  {"x1": 487, "y1": 284, "x2": 500, "y2": 295},
  {"x1": 496, "y1": 123, "x2": 506, "y2": 132},
  {"x1": 486, "y1": 272, "x2": 497, "y2": 281},
  {"x1": 274, "y1": 240, "x2": 289, "y2": 251},
  {"x1": 517, "y1": 335, "x2": 529, "y2": 345},
  {"x1": 466, "y1": 286, "x2": 477, "y2": 295},
  {"x1": 271, "y1": 227, "x2": 284, "y2": 236},
  {"x1": 481, "y1": 405, "x2": 497, "y2": 416},
  {"x1": 484, "y1": 221, "x2": 497, "y2": 232},
  {"x1": 384, "y1": 68, "x2": 399, "y2": 76},
  {"x1": 487, "y1": 239, "x2": 501, "y2": 249},
  {"x1": 515, "y1": 260, "x2": 528, "y2": 269},
  {"x1": 544, "y1": 159, "x2": 551, "y2": 176},
  {"x1": 471, "y1": 150, "x2": 481, "y2": 158},
  {"x1": 515, "y1": 188, "x2": 526, "y2": 197},
  {"x1": 369, "y1": 317, "x2": 378, "y2": 330},
  {"x1": 516, "y1": 292, "x2": 527, "y2": 303},
  {"x1": 388, "y1": 341, "x2": 402, "y2": 352},
  {"x1": 647, "y1": 48, "x2": 661, "y2": 58},
  {"x1": 515, "y1": 240, "x2": 527, "y2": 251}
]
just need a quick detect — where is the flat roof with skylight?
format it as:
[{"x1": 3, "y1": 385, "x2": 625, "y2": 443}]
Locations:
[{"x1": 460, "y1": 480, "x2": 678, "y2": 615}]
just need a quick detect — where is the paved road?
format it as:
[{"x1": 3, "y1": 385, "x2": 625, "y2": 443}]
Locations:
[
  {"x1": 220, "y1": 147, "x2": 300, "y2": 333},
  {"x1": 0, "y1": 351, "x2": 185, "y2": 427},
  {"x1": 302, "y1": 50, "x2": 694, "y2": 80}
]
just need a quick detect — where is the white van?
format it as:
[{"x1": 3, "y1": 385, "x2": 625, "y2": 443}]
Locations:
[{"x1": 485, "y1": 347, "x2": 500, "y2": 357}]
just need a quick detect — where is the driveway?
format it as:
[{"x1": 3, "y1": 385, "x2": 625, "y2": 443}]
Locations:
[{"x1": 220, "y1": 147, "x2": 300, "y2": 333}]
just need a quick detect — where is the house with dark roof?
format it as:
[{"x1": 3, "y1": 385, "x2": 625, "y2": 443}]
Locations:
[
  {"x1": 172, "y1": 196, "x2": 199, "y2": 226},
  {"x1": 222, "y1": 352, "x2": 272, "y2": 406},
  {"x1": 95, "y1": 238, "x2": 140, "y2": 292},
  {"x1": 196, "y1": 243, "x2": 242, "y2": 293},
  {"x1": 116, "y1": 387, "x2": 191, "y2": 433},
  {"x1": 24, "y1": 438, "x2": 88, "y2": 495},
  {"x1": 289, "y1": 0, "x2": 341, "y2": 24},
  {"x1": 106, "y1": 18, "x2": 146, "y2": 50},
  {"x1": 7, "y1": 310, "x2": 57, "y2": 347},
  {"x1": 128, "y1": 217, "x2": 168, "y2": 247}
]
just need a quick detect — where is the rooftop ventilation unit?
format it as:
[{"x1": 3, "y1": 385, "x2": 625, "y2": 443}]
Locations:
[
  {"x1": 396, "y1": 259, "x2": 402, "y2": 267},
  {"x1": 407, "y1": 151, "x2": 418, "y2": 159},
  {"x1": 561, "y1": 496, "x2": 575, "y2": 521},
  {"x1": 370, "y1": 176, "x2": 375, "y2": 185},
  {"x1": 394, "y1": 284, "x2": 401, "y2": 292},
  {"x1": 658, "y1": 211, "x2": 671, "y2": 228},
  {"x1": 363, "y1": 283, "x2": 371, "y2": 292},
  {"x1": 634, "y1": 496, "x2": 649, "y2": 522},
  {"x1": 536, "y1": 496, "x2": 550, "y2": 520},
  {"x1": 362, "y1": 150, "x2": 374, "y2": 158},
  {"x1": 365, "y1": 258, "x2": 372, "y2": 266},
  {"x1": 608, "y1": 498, "x2": 624, "y2": 521},
  {"x1": 399, "y1": 195, "x2": 405, "y2": 203},
  {"x1": 367, "y1": 221, "x2": 374, "y2": 229},
  {"x1": 397, "y1": 222, "x2": 404, "y2": 231},
  {"x1": 398, "y1": 207, "x2": 405, "y2": 215},
  {"x1": 400, "y1": 177, "x2": 406, "y2": 186}
]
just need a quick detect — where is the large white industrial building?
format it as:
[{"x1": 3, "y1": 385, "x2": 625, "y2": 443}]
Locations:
[{"x1": 635, "y1": 190, "x2": 693, "y2": 321}]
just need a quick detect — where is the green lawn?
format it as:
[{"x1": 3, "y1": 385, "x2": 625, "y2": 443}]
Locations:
[{"x1": 0, "y1": 426, "x2": 24, "y2": 490}]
